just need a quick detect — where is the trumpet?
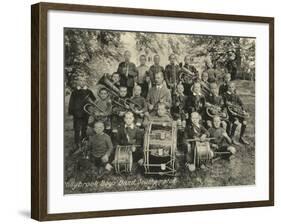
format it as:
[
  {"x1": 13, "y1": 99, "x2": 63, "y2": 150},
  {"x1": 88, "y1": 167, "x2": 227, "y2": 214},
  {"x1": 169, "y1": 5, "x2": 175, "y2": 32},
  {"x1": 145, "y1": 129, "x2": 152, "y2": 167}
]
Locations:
[{"x1": 227, "y1": 102, "x2": 249, "y2": 119}]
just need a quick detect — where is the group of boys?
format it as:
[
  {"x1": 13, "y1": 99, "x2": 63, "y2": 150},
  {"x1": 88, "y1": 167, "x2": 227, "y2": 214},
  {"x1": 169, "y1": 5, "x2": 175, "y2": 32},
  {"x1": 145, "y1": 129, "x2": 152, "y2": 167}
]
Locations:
[{"x1": 68, "y1": 50, "x2": 250, "y2": 174}]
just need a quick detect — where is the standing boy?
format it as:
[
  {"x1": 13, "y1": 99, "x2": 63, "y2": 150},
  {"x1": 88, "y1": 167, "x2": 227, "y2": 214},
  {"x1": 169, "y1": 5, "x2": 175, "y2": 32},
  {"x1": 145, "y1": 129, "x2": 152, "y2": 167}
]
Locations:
[
  {"x1": 165, "y1": 54, "x2": 180, "y2": 91},
  {"x1": 148, "y1": 54, "x2": 165, "y2": 87},
  {"x1": 68, "y1": 78, "x2": 96, "y2": 148},
  {"x1": 117, "y1": 50, "x2": 138, "y2": 97},
  {"x1": 137, "y1": 55, "x2": 150, "y2": 97}
]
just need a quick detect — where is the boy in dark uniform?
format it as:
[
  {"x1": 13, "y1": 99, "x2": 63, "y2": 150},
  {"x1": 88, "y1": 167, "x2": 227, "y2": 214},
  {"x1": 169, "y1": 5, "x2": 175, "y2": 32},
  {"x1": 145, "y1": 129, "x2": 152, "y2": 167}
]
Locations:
[
  {"x1": 115, "y1": 112, "x2": 144, "y2": 166},
  {"x1": 183, "y1": 112, "x2": 212, "y2": 172},
  {"x1": 68, "y1": 79, "x2": 96, "y2": 148},
  {"x1": 180, "y1": 55, "x2": 199, "y2": 97},
  {"x1": 223, "y1": 82, "x2": 249, "y2": 145},
  {"x1": 219, "y1": 73, "x2": 231, "y2": 96},
  {"x1": 117, "y1": 50, "x2": 138, "y2": 97},
  {"x1": 111, "y1": 86, "x2": 130, "y2": 133},
  {"x1": 130, "y1": 85, "x2": 148, "y2": 127},
  {"x1": 171, "y1": 83, "x2": 188, "y2": 129},
  {"x1": 205, "y1": 82, "x2": 227, "y2": 129},
  {"x1": 92, "y1": 87, "x2": 112, "y2": 131},
  {"x1": 186, "y1": 82, "x2": 206, "y2": 117},
  {"x1": 111, "y1": 72, "x2": 121, "y2": 89},
  {"x1": 148, "y1": 54, "x2": 165, "y2": 87},
  {"x1": 164, "y1": 54, "x2": 180, "y2": 91}
]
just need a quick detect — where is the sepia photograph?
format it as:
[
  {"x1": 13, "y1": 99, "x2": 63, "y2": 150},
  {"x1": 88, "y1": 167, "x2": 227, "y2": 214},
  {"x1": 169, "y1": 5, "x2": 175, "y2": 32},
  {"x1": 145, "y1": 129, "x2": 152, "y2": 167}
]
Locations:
[{"x1": 63, "y1": 28, "x2": 256, "y2": 194}]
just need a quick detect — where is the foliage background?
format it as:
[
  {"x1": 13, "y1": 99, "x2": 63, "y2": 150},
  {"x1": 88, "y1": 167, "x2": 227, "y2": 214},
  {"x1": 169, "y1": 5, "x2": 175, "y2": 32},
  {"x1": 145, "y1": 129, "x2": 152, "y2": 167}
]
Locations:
[{"x1": 64, "y1": 28, "x2": 255, "y2": 90}]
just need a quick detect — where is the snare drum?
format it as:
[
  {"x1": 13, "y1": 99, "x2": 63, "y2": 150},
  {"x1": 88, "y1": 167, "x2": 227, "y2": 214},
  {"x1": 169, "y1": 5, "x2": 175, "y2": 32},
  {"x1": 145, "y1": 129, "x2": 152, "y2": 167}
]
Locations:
[
  {"x1": 194, "y1": 141, "x2": 212, "y2": 166},
  {"x1": 143, "y1": 120, "x2": 177, "y2": 176},
  {"x1": 114, "y1": 145, "x2": 133, "y2": 174}
]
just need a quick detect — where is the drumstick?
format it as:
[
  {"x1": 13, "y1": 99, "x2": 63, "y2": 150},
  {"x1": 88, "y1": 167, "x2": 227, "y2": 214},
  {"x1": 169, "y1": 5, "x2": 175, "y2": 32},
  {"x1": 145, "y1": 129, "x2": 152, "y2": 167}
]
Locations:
[{"x1": 186, "y1": 138, "x2": 215, "y2": 142}]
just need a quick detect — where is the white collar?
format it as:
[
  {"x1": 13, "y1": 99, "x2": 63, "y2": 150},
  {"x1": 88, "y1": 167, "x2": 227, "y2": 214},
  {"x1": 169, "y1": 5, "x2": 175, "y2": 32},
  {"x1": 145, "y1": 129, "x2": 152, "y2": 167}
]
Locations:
[
  {"x1": 156, "y1": 84, "x2": 163, "y2": 89},
  {"x1": 193, "y1": 92, "x2": 202, "y2": 96},
  {"x1": 125, "y1": 124, "x2": 135, "y2": 129}
]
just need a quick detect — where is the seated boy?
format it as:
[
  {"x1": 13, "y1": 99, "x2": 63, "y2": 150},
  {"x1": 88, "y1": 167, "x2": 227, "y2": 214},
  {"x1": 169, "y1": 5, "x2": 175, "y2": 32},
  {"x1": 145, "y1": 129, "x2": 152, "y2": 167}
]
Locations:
[
  {"x1": 171, "y1": 83, "x2": 188, "y2": 129},
  {"x1": 111, "y1": 86, "x2": 130, "y2": 132},
  {"x1": 87, "y1": 121, "x2": 113, "y2": 174},
  {"x1": 91, "y1": 87, "x2": 112, "y2": 131},
  {"x1": 184, "y1": 112, "x2": 212, "y2": 172},
  {"x1": 186, "y1": 82, "x2": 206, "y2": 117},
  {"x1": 205, "y1": 82, "x2": 227, "y2": 129},
  {"x1": 115, "y1": 112, "x2": 144, "y2": 165},
  {"x1": 223, "y1": 82, "x2": 249, "y2": 145},
  {"x1": 111, "y1": 72, "x2": 121, "y2": 89},
  {"x1": 130, "y1": 85, "x2": 148, "y2": 127},
  {"x1": 208, "y1": 116, "x2": 236, "y2": 159},
  {"x1": 219, "y1": 73, "x2": 231, "y2": 96}
]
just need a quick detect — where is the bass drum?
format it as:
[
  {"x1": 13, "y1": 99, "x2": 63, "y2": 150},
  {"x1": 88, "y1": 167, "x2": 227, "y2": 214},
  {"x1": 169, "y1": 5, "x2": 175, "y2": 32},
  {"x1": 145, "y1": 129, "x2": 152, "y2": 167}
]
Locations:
[
  {"x1": 114, "y1": 145, "x2": 133, "y2": 174},
  {"x1": 143, "y1": 120, "x2": 177, "y2": 176}
]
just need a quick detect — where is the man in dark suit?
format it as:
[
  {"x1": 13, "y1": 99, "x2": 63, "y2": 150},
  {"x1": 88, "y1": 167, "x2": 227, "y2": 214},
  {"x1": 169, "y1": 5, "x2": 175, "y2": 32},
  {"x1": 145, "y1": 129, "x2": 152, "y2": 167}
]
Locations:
[
  {"x1": 146, "y1": 71, "x2": 172, "y2": 114},
  {"x1": 117, "y1": 50, "x2": 138, "y2": 97}
]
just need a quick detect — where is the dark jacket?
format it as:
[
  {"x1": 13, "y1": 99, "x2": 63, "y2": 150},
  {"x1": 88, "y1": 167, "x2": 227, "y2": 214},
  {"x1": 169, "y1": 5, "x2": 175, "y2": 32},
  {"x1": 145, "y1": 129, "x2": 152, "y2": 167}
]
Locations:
[
  {"x1": 68, "y1": 88, "x2": 96, "y2": 118},
  {"x1": 116, "y1": 125, "x2": 144, "y2": 146},
  {"x1": 219, "y1": 83, "x2": 229, "y2": 96},
  {"x1": 148, "y1": 64, "x2": 165, "y2": 85},
  {"x1": 184, "y1": 124, "x2": 210, "y2": 140},
  {"x1": 223, "y1": 91, "x2": 243, "y2": 108},
  {"x1": 164, "y1": 64, "x2": 180, "y2": 88},
  {"x1": 186, "y1": 93, "x2": 206, "y2": 114},
  {"x1": 206, "y1": 94, "x2": 224, "y2": 107},
  {"x1": 117, "y1": 62, "x2": 138, "y2": 87}
]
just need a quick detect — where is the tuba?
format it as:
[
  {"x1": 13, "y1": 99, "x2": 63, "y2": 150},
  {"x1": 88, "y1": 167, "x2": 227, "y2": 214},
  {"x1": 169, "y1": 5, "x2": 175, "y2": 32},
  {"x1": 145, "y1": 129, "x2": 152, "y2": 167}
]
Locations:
[{"x1": 227, "y1": 102, "x2": 249, "y2": 119}]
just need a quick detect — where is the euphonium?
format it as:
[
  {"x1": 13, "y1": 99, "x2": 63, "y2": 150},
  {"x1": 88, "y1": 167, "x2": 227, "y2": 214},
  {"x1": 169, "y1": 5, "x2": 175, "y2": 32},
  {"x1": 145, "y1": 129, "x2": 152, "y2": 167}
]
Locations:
[
  {"x1": 83, "y1": 97, "x2": 106, "y2": 115},
  {"x1": 205, "y1": 104, "x2": 228, "y2": 120},
  {"x1": 227, "y1": 102, "x2": 249, "y2": 119}
]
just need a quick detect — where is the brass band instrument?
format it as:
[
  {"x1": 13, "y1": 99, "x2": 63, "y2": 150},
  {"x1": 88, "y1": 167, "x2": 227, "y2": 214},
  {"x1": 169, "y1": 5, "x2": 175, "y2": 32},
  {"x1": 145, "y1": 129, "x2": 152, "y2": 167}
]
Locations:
[
  {"x1": 178, "y1": 63, "x2": 198, "y2": 82},
  {"x1": 199, "y1": 80, "x2": 212, "y2": 97},
  {"x1": 83, "y1": 96, "x2": 106, "y2": 116},
  {"x1": 97, "y1": 74, "x2": 142, "y2": 112},
  {"x1": 227, "y1": 102, "x2": 249, "y2": 119},
  {"x1": 205, "y1": 104, "x2": 229, "y2": 120}
]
